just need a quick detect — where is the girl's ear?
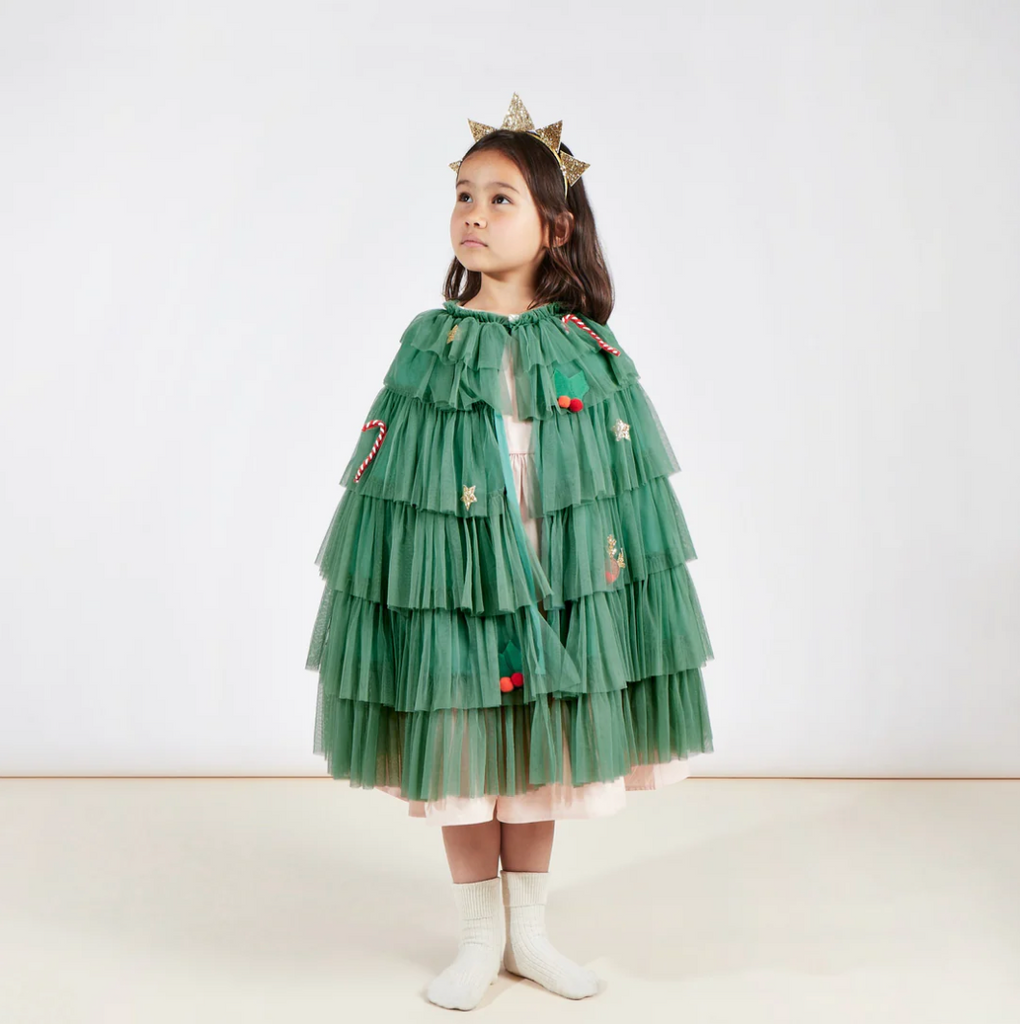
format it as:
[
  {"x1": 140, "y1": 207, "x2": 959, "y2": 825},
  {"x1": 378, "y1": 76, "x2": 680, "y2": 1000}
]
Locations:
[{"x1": 551, "y1": 210, "x2": 575, "y2": 249}]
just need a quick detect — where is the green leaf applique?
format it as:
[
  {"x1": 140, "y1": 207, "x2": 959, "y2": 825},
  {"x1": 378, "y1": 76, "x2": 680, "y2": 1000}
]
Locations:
[{"x1": 553, "y1": 367, "x2": 589, "y2": 398}]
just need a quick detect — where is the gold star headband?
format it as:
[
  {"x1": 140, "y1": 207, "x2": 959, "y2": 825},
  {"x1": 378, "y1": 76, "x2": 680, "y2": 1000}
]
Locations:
[{"x1": 449, "y1": 92, "x2": 590, "y2": 198}]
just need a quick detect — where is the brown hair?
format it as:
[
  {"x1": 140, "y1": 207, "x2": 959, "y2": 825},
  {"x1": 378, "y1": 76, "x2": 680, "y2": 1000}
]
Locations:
[{"x1": 443, "y1": 129, "x2": 614, "y2": 323}]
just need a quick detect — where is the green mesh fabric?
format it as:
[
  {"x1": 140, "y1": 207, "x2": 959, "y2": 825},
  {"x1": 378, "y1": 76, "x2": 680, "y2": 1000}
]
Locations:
[{"x1": 306, "y1": 299, "x2": 714, "y2": 800}]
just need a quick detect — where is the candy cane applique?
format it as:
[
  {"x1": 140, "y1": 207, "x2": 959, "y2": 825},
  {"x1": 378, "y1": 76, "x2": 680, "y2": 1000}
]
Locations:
[
  {"x1": 560, "y1": 313, "x2": 620, "y2": 356},
  {"x1": 353, "y1": 420, "x2": 388, "y2": 483}
]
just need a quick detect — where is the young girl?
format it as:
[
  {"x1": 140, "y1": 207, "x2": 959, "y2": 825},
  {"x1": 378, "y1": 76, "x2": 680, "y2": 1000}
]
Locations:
[{"x1": 305, "y1": 93, "x2": 714, "y2": 1011}]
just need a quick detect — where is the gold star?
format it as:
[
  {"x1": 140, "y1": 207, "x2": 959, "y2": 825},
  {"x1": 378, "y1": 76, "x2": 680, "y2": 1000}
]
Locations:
[
  {"x1": 461, "y1": 484, "x2": 477, "y2": 510},
  {"x1": 613, "y1": 418, "x2": 631, "y2": 441}
]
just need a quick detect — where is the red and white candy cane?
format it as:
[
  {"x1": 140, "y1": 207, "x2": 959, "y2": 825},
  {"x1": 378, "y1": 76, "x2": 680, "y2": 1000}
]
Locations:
[
  {"x1": 353, "y1": 420, "x2": 388, "y2": 483},
  {"x1": 560, "y1": 313, "x2": 620, "y2": 356}
]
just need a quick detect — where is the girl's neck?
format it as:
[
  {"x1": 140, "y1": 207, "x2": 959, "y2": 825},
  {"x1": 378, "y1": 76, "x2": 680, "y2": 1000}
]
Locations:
[
  {"x1": 460, "y1": 287, "x2": 541, "y2": 318},
  {"x1": 460, "y1": 301, "x2": 544, "y2": 316}
]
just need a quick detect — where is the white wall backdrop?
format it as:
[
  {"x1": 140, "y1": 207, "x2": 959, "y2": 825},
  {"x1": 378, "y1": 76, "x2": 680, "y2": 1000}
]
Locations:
[{"x1": 1, "y1": 1, "x2": 1017, "y2": 776}]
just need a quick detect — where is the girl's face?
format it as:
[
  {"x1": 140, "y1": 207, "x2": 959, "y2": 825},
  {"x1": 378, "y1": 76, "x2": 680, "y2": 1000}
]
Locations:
[{"x1": 451, "y1": 150, "x2": 549, "y2": 277}]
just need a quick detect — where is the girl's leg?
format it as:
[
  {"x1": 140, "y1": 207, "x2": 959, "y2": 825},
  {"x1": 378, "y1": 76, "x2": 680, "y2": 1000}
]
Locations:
[
  {"x1": 440, "y1": 807, "x2": 502, "y2": 883},
  {"x1": 499, "y1": 819, "x2": 554, "y2": 871}
]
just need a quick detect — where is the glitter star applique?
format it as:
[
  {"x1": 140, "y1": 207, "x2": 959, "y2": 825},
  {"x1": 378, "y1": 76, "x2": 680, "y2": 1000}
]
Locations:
[
  {"x1": 447, "y1": 324, "x2": 460, "y2": 344},
  {"x1": 461, "y1": 484, "x2": 477, "y2": 510},
  {"x1": 613, "y1": 418, "x2": 631, "y2": 441}
]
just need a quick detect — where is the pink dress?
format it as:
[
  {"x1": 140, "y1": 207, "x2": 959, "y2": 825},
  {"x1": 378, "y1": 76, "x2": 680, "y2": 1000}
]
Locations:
[{"x1": 378, "y1": 315, "x2": 695, "y2": 825}]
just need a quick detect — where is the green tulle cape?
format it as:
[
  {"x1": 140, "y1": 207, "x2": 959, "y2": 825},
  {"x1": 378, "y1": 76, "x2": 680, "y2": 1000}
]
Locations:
[{"x1": 306, "y1": 299, "x2": 714, "y2": 800}]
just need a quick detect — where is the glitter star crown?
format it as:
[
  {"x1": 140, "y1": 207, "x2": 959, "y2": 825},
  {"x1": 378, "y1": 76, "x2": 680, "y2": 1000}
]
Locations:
[{"x1": 449, "y1": 92, "x2": 590, "y2": 196}]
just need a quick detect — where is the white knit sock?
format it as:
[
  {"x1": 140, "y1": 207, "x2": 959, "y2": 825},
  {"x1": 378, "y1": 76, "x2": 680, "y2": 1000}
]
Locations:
[
  {"x1": 426, "y1": 875, "x2": 505, "y2": 1011},
  {"x1": 501, "y1": 870, "x2": 602, "y2": 999}
]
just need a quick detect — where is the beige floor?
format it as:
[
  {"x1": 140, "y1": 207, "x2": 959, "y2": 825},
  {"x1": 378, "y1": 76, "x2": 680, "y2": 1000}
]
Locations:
[{"x1": 1, "y1": 778, "x2": 1018, "y2": 1022}]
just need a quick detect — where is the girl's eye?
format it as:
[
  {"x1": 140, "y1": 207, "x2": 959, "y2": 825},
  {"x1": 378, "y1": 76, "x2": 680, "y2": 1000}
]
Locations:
[{"x1": 457, "y1": 192, "x2": 511, "y2": 205}]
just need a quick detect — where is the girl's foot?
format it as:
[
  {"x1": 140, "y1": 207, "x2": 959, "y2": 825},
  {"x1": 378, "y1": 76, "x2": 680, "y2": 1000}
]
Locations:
[
  {"x1": 501, "y1": 869, "x2": 602, "y2": 999},
  {"x1": 426, "y1": 876, "x2": 505, "y2": 1010}
]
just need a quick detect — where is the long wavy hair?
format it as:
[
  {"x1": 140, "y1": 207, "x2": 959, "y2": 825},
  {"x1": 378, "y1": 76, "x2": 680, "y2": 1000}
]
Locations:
[{"x1": 443, "y1": 129, "x2": 614, "y2": 324}]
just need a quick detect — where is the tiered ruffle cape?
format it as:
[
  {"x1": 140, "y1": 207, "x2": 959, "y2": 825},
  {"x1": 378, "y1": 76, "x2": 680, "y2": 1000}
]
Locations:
[{"x1": 305, "y1": 299, "x2": 714, "y2": 802}]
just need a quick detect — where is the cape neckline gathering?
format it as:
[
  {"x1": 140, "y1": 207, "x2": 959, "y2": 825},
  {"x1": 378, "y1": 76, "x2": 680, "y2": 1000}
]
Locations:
[{"x1": 443, "y1": 298, "x2": 562, "y2": 326}]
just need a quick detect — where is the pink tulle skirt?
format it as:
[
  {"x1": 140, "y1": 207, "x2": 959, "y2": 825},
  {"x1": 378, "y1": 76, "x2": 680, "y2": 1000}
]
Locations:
[{"x1": 375, "y1": 348, "x2": 697, "y2": 826}]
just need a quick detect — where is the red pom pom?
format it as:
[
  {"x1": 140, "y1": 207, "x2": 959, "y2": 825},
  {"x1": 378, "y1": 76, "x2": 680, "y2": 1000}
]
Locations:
[
  {"x1": 511, "y1": 671, "x2": 524, "y2": 688},
  {"x1": 569, "y1": 397, "x2": 583, "y2": 412},
  {"x1": 558, "y1": 395, "x2": 571, "y2": 408},
  {"x1": 499, "y1": 676, "x2": 514, "y2": 693}
]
